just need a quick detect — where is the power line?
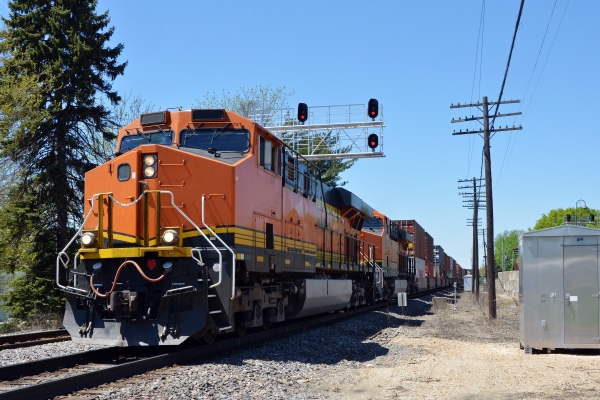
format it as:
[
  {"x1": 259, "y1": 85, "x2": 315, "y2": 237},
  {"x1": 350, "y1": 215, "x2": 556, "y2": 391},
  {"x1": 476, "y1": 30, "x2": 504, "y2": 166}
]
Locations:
[
  {"x1": 499, "y1": 0, "x2": 560, "y2": 186},
  {"x1": 496, "y1": 0, "x2": 569, "y2": 187},
  {"x1": 518, "y1": 0, "x2": 559, "y2": 117},
  {"x1": 490, "y1": 0, "x2": 526, "y2": 188},
  {"x1": 467, "y1": 0, "x2": 487, "y2": 178},
  {"x1": 518, "y1": 0, "x2": 570, "y2": 126},
  {"x1": 490, "y1": 0, "x2": 526, "y2": 134}
]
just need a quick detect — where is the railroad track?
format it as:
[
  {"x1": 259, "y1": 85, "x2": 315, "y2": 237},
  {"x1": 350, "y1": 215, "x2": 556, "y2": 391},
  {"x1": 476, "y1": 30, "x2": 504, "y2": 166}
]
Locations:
[
  {"x1": 0, "y1": 329, "x2": 69, "y2": 350},
  {"x1": 0, "y1": 288, "x2": 453, "y2": 399},
  {"x1": 0, "y1": 302, "x2": 387, "y2": 400}
]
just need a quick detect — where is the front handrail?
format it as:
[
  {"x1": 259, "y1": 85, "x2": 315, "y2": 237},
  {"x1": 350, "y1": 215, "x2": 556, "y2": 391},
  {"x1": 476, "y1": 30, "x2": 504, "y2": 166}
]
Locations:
[
  {"x1": 161, "y1": 191, "x2": 224, "y2": 290},
  {"x1": 202, "y1": 195, "x2": 236, "y2": 298},
  {"x1": 56, "y1": 193, "x2": 102, "y2": 294},
  {"x1": 56, "y1": 190, "x2": 233, "y2": 296}
]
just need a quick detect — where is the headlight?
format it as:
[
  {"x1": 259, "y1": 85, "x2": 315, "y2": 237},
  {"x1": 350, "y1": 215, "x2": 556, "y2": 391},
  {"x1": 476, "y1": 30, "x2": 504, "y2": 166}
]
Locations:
[
  {"x1": 143, "y1": 155, "x2": 155, "y2": 166},
  {"x1": 161, "y1": 229, "x2": 179, "y2": 245},
  {"x1": 81, "y1": 232, "x2": 97, "y2": 248},
  {"x1": 142, "y1": 154, "x2": 157, "y2": 178},
  {"x1": 143, "y1": 166, "x2": 156, "y2": 178}
]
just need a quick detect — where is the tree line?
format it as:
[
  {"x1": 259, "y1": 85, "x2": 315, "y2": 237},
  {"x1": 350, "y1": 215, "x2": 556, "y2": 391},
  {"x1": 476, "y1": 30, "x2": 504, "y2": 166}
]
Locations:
[
  {"x1": 0, "y1": 1, "x2": 353, "y2": 321},
  {"x1": 490, "y1": 206, "x2": 600, "y2": 275}
]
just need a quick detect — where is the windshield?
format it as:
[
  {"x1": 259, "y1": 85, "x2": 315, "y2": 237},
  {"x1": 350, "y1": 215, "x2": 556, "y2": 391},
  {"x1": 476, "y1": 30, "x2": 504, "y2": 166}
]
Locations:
[
  {"x1": 119, "y1": 131, "x2": 173, "y2": 153},
  {"x1": 363, "y1": 217, "x2": 383, "y2": 230},
  {"x1": 180, "y1": 128, "x2": 250, "y2": 153}
]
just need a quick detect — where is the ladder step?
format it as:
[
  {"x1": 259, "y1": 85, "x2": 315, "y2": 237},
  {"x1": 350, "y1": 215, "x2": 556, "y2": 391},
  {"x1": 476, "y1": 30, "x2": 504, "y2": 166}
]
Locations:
[{"x1": 198, "y1": 246, "x2": 230, "y2": 251}]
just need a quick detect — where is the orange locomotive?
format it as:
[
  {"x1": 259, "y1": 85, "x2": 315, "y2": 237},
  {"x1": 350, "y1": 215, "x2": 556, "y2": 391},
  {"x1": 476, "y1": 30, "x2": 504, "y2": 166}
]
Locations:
[
  {"x1": 361, "y1": 213, "x2": 460, "y2": 295},
  {"x1": 57, "y1": 108, "x2": 403, "y2": 346},
  {"x1": 361, "y1": 211, "x2": 414, "y2": 294}
]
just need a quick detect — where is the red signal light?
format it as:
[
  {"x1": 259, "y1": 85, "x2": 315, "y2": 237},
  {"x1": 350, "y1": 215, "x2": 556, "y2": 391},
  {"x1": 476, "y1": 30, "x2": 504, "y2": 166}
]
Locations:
[
  {"x1": 368, "y1": 133, "x2": 379, "y2": 150},
  {"x1": 368, "y1": 98, "x2": 379, "y2": 119},
  {"x1": 298, "y1": 103, "x2": 308, "y2": 123}
]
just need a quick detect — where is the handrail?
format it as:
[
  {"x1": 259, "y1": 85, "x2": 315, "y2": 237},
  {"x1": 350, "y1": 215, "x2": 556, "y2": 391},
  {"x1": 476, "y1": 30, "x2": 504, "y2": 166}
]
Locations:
[
  {"x1": 56, "y1": 193, "x2": 102, "y2": 294},
  {"x1": 202, "y1": 195, "x2": 236, "y2": 298},
  {"x1": 56, "y1": 190, "x2": 231, "y2": 297},
  {"x1": 191, "y1": 248, "x2": 205, "y2": 266},
  {"x1": 371, "y1": 246, "x2": 383, "y2": 286},
  {"x1": 360, "y1": 248, "x2": 383, "y2": 285},
  {"x1": 159, "y1": 191, "x2": 224, "y2": 289}
]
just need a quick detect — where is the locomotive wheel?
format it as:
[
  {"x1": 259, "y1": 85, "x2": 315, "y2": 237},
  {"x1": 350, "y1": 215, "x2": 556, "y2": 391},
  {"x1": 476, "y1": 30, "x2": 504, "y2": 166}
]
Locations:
[
  {"x1": 262, "y1": 307, "x2": 276, "y2": 330},
  {"x1": 261, "y1": 320, "x2": 272, "y2": 330},
  {"x1": 202, "y1": 328, "x2": 217, "y2": 345},
  {"x1": 235, "y1": 324, "x2": 247, "y2": 337}
]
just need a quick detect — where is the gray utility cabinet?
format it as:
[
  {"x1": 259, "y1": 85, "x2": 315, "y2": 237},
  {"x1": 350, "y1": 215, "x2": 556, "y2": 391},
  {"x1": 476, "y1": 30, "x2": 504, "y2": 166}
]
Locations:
[{"x1": 520, "y1": 225, "x2": 600, "y2": 353}]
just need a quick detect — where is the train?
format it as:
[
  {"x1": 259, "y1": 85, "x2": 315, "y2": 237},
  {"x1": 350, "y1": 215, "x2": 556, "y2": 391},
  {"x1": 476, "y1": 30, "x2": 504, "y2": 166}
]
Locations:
[{"x1": 56, "y1": 106, "x2": 464, "y2": 346}]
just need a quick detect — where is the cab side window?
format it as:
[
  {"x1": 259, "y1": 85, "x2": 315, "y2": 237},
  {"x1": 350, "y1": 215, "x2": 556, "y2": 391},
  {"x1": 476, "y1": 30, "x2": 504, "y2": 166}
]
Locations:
[{"x1": 259, "y1": 135, "x2": 279, "y2": 174}]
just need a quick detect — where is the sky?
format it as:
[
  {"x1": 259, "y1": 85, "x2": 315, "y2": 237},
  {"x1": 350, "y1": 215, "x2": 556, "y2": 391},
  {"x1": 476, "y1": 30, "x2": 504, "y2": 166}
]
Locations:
[{"x1": 2, "y1": 0, "x2": 597, "y2": 271}]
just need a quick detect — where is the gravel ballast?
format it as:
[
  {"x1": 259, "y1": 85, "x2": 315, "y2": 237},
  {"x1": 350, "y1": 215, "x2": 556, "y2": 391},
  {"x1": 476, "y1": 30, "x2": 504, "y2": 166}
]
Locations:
[{"x1": 5, "y1": 288, "x2": 598, "y2": 399}]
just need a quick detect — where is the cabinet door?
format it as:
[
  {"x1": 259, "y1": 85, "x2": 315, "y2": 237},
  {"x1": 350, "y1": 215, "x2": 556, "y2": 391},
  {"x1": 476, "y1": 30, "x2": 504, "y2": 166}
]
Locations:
[{"x1": 564, "y1": 245, "x2": 599, "y2": 344}]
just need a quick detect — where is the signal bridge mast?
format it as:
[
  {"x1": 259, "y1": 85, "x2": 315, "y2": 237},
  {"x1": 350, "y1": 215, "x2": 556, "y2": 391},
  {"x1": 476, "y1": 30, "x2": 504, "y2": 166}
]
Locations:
[{"x1": 252, "y1": 99, "x2": 385, "y2": 161}]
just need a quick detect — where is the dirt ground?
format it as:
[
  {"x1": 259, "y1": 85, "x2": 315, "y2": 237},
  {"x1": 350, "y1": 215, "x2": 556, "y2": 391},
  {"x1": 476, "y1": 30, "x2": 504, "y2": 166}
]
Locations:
[{"x1": 320, "y1": 289, "x2": 600, "y2": 400}]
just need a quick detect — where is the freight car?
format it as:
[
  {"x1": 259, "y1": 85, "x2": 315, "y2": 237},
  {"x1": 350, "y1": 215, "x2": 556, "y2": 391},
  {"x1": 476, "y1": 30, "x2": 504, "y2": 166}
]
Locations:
[{"x1": 56, "y1": 106, "x2": 457, "y2": 346}]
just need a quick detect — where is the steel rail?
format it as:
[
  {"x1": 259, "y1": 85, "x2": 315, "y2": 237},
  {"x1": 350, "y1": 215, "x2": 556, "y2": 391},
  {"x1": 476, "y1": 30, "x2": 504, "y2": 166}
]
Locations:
[{"x1": 0, "y1": 329, "x2": 69, "y2": 350}]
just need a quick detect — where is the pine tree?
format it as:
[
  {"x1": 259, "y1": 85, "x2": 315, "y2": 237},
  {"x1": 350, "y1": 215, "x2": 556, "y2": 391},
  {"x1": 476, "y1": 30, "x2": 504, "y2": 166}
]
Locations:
[{"x1": 0, "y1": 0, "x2": 126, "y2": 318}]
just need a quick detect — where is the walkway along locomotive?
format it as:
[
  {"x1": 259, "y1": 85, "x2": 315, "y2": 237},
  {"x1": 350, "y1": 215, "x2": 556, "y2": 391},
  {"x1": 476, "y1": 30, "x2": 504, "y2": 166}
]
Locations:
[{"x1": 56, "y1": 107, "x2": 451, "y2": 346}]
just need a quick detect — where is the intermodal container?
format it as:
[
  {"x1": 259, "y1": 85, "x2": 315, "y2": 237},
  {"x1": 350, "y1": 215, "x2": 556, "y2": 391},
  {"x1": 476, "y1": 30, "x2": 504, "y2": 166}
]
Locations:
[
  {"x1": 397, "y1": 220, "x2": 425, "y2": 260},
  {"x1": 424, "y1": 232, "x2": 434, "y2": 264}
]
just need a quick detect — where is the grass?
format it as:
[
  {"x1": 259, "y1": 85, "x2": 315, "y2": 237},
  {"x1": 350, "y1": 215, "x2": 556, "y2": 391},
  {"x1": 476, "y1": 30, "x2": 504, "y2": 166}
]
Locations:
[
  {"x1": 0, "y1": 310, "x2": 63, "y2": 335},
  {"x1": 424, "y1": 292, "x2": 520, "y2": 344}
]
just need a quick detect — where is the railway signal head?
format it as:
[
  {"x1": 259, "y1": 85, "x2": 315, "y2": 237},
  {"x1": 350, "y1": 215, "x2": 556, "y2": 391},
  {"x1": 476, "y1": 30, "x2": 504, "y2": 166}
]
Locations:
[
  {"x1": 297, "y1": 103, "x2": 308, "y2": 123},
  {"x1": 368, "y1": 98, "x2": 379, "y2": 120},
  {"x1": 368, "y1": 133, "x2": 379, "y2": 150}
]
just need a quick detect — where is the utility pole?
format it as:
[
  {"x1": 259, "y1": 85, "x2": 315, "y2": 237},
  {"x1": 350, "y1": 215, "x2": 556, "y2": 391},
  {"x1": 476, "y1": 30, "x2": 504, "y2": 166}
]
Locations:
[
  {"x1": 459, "y1": 177, "x2": 485, "y2": 300},
  {"x1": 468, "y1": 217, "x2": 481, "y2": 299},
  {"x1": 451, "y1": 97, "x2": 522, "y2": 319},
  {"x1": 502, "y1": 238, "x2": 505, "y2": 272},
  {"x1": 481, "y1": 228, "x2": 487, "y2": 292}
]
